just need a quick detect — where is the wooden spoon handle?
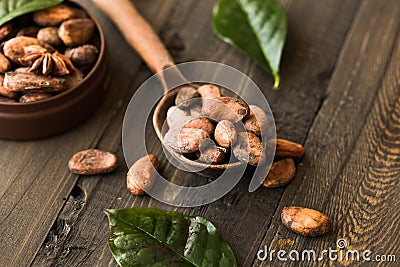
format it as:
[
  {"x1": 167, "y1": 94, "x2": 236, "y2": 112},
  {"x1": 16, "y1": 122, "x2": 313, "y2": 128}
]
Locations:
[{"x1": 93, "y1": 0, "x2": 175, "y2": 74}]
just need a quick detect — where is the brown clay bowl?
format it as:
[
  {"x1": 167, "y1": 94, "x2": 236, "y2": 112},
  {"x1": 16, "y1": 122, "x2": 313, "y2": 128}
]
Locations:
[{"x1": 0, "y1": 0, "x2": 109, "y2": 140}]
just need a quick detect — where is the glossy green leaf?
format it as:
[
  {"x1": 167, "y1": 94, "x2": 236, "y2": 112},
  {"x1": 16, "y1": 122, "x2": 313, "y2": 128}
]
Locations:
[
  {"x1": 106, "y1": 208, "x2": 237, "y2": 267},
  {"x1": 213, "y1": 0, "x2": 287, "y2": 88},
  {"x1": 0, "y1": 0, "x2": 63, "y2": 26}
]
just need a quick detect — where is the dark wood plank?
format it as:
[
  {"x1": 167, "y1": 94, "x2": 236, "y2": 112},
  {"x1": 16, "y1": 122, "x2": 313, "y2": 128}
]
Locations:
[
  {"x1": 31, "y1": 0, "x2": 362, "y2": 266},
  {"x1": 0, "y1": 1, "x2": 179, "y2": 266},
  {"x1": 251, "y1": 0, "x2": 400, "y2": 266}
]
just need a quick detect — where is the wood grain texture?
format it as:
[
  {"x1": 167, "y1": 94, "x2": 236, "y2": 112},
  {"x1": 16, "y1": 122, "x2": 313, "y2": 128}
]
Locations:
[
  {"x1": 0, "y1": 0, "x2": 398, "y2": 267},
  {"x1": 32, "y1": 0, "x2": 362, "y2": 266},
  {"x1": 252, "y1": 0, "x2": 400, "y2": 266}
]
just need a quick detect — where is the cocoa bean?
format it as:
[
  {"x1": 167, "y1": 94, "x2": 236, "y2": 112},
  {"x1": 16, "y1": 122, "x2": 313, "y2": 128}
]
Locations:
[
  {"x1": 19, "y1": 93, "x2": 53, "y2": 103},
  {"x1": 275, "y1": 139, "x2": 305, "y2": 158},
  {"x1": 189, "y1": 104, "x2": 203, "y2": 117},
  {"x1": 4, "y1": 72, "x2": 67, "y2": 93},
  {"x1": 0, "y1": 53, "x2": 11, "y2": 73},
  {"x1": 37, "y1": 27, "x2": 63, "y2": 46},
  {"x1": 68, "y1": 149, "x2": 118, "y2": 175},
  {"x1": 0, "y1": 74, "x2": 18, "y2": 99},
  {"x1": 263, "y1": 158, "x2": 296, "y2": 188},
  {"x1": 166, "y1": 106, "x2": 190, "y2": 130},
  {"x1": 233, "y1": 132, "x2": 265, "y2": 166},
  {"x1": 202, "y1": 96, "x2": 250, "y2": 122},
  {"x1": 65, "y1": 44, "x2": 99, "y2": 66},
  {"x1": 175, "y1": 86, "x2": 199, "y2": 109},
  {"x1": 17, "y1": 26, "x2": 40, "y2": 37},
  {"x1": 197, "y1": 139, "x2": 226, "y2": 164},
  {"x1": 281, "y1": 207, "x2": 331, "y2": 236},
  {"x1": 58, "y1": 18, "x2": 95, "y2": 47},
  {"x1": 127, "y1": 154, "x2": 158, "y2": 196},
  {"x1": 244, "y1": 105, "x2": 270, "y2": 137},
  {"x1": 214, "y1": 120, "x2": 237, "y2": 148},
  {"x1": 197, "y1": 84, "x2": 221, "y2": 99},
  {"x1": 0, "y1": 96, "x2": 16, "y2": 103},
  {"x1": 0, "y1": 23, "x2": 13, "y2": 41},
  {"x1": 183, "y1": 117, "x2": 215, "y2": 135},
  {"x1": 33, "y1": 4, "x2": 87, "y2": 26},
  {"x1": 3, "y1": 36, "x2": 41, "y2": 63},
  {"x1": 164, "y1": 128, "x2": 209, "y2": 153}
]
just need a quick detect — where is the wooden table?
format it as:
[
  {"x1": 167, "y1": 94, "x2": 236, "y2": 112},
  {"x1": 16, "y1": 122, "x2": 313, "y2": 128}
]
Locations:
[{"x1": 1, "y1": 0, "x2": 399, "y2": 266}]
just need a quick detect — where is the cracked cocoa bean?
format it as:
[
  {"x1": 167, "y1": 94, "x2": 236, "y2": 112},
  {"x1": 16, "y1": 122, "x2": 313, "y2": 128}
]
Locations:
[{"x1": 4, "y1": 72, "x2": 67, "y2": 93}]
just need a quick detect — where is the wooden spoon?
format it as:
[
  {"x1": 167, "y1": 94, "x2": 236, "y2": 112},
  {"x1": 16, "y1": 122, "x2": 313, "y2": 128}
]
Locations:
[{"x1": 93, "y1": 0, "x2": 246, "y2": 177}]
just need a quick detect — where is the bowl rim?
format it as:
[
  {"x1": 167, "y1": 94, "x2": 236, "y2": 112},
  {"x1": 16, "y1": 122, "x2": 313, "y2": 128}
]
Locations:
[{"x1": 0, "y1": 0, "x2": 105, "y2": 109}]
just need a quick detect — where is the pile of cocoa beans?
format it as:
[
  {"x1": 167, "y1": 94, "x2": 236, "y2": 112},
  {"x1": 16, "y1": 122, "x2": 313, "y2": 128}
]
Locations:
[
  {"x1": 0, "y1": 4, "x2": 99, "y2": 103},
  {"x1": 164, "y1": 84, "x2": 274, "y2": 166}
]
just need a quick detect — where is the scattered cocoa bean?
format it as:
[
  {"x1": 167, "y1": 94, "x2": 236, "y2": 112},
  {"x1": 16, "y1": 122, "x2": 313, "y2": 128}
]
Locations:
[
  {"x1": 233, "y1": 132, "x2": 265, "y2": 166},
  {"x1": 166, "y1": 106, "x2": 190, "y2": 130},
  {"x1": 58, "y1": 18, "x2": 95, "y2": 47},
  {"x1": 197, "y1": 139, "x2": 226, "y2": 164},
  {"x1": 175, "y1": 86, "x2": 199, "y2": 109},
  {"x1": 164, "y1": 128, "x2": 209, "y2": 153},
  {"x1": 263, "y1": 158, "x2": 296, "y2": 188},
  {"x1": 0, "y1": 53, "x2": 11, "y2": 73},
  {"x1": 197, "y1": 84, "x2": 221, "y2": 99},
  {"x1": 3, "y1": 36, "x2": 41, "y2": 63},
  {"x1": 68, "y1": 149, "x2": 118, "y2": 175},
  {"x1": 17, "y1": 26, "x2": 40, "y2": 37},
  {"x1": 0, "y1": 23, "x2": 13, "y2": 41},
  {"x1": 4, "y1": 72, "x2": 67, "y2": 93},
  {"x1": 65, "y1": 44, "x2": 99, "y2": 66},
  {"x1": 189, "y1": 104, "x2": 202, "y2": 117},
  {"x1": 275, "y1": 139, "x2": 305, "y2": 158},
  {"x1": 19, "y1": 92, "x2": 53, "y2": 103},
  {"x1": 244, "y1": 105, "x2": 270, "y2": 137},
  {"x1": 214, "y1": 120, "x2": 237, "y2": 148},
  {"x1": 281, "y1": 207, "x2": 331, "y2": 236},
  {"x1": 183, "y1": 117, "x2": 215, "y2": 135},
  {"x1": 127, "y1": 154, "x2": 158, "y2": 196},
  {"x1": 0, "y1": 95, "x2": 16, "y2": 103},
  {"x1": 202, "y1": 96, "x2": 250, "y2": 122},
  {"x1": 0, "y1": 74, "x2": 18, "y2": 99},
  {"x1": 33, "y1": 4, "x2": 87, "y2": 26},
  {"x1": 37, "y1": 27, "x2": 62, "y2": 46}
]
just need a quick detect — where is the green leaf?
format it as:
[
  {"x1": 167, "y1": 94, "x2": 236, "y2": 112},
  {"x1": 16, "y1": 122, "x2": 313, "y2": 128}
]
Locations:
[
  {"x1": 0, "y1": 0, "x2": 64, "y2": 26},
  {"x1": 106, "y1": 207, "x2": 237, "y2": 267},
  {"x1": 213, "y1": 0, "x2": 287, "y2": 88}
]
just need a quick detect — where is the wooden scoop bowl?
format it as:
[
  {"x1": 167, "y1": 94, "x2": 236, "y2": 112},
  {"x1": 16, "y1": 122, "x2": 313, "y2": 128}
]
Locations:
[{"x1": 94, "y1": 0, "x2": 248, "y2": 177}]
